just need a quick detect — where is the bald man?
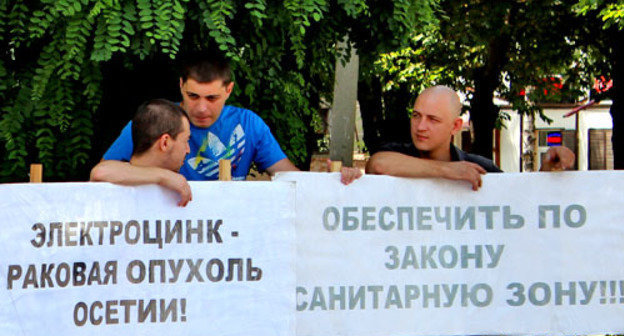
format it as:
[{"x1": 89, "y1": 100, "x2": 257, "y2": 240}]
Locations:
[{"x1": 366, "y1": 86, "x2": 575, "y2": 190}]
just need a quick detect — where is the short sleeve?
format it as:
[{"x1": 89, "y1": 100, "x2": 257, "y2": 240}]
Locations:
[
  {"x1": 250, "y1": 115, "x2": 287, "y2": 170},
  {"x1": 103, "y1": 122, "x2": 133, "y2": 161}
]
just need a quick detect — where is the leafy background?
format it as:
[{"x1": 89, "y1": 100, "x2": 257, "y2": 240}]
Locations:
[
  {"x1": 1, "y1": 0, "x2": 623, "y2": 182},
  {"x1": 0, "y1": 0, "x2": 438, "y2": 182}
]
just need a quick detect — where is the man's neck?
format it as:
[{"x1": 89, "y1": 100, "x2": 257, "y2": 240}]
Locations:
[
  {"x1": 130, "y1": 153, "x2": 164, "y2": 168},
  {"x1": 419, "y1": 145, "x2": 452, "y2": 162}
]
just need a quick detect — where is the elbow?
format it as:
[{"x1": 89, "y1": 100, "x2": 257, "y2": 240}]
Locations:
[
  {"x1": 90, "y1": 162, "x2": 113, "y2": 182},
  {"x1": 366, "y1": 155, "x2": 391, "y2": 175},
  {"x1": 89, "y1": 165, "x2": 105, "y2": 182}
]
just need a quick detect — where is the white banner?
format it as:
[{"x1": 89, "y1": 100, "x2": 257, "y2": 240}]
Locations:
[
  {"x1": 2, "y1": 172, "x2": 624, "y2": 335},
  {"x1": 276, "y1": 171, "x2": 624, "y2": 336},
  {"x1": 0, "y1": 182, "x2": 296, "y2": 335}
]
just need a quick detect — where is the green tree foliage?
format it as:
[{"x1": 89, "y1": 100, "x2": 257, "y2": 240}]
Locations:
[
  {"x1": 575, "y1": 0, "x2": 624, "y2": 168},
  {"x1": 0, "y1": 0, "x2": 438, "y2": 182},
  {"x1": 362, "y1": 0, "x2": 593, "y2": 158},
  {"x1": 576, "y1": 0, "x2": 624, "y2": 29}
]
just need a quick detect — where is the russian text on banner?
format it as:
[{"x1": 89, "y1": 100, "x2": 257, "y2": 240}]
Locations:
[
  {"x1": 276, "y1": 171, "x2": 624, "y2": 336},
  {"x1": 0, "y1": 182, "x2": 296, "y2": 336}
]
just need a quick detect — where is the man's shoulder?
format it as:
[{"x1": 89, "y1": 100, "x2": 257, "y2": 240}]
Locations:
[
  {"x1": 224, "y1": 104, "x2": 255, "y2": 116},
  {"x1": 455, "y1": 148, "x2": 502, "y2": 173},
  {"x1": 223, "y1": 105, "x2": 266, "y2": 124},
  {"x1": 375, "y1": 142, "x2": 420, "y2": 157},
  {"x1": 102, "y1": 121, "x2": 133, "y2": 161}
]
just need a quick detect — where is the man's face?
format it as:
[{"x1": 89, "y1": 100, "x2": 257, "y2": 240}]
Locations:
[
  {"x1": 180, "y1": 77, "x2": 234, "y2": 128},
  {"x1": 165, "y1": 117, "x2": 191, "y2": 171},
  {"x1": 410, "y1": 93, "x2": 461, "y2": 155}
]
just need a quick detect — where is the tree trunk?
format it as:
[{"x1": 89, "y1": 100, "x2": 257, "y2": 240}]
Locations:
[
  {"x1": 467, "y1": 5, "x2": 517, "y2": 160},
  {"x1": 610, "y1": 27, "x2": 624, "y2": 169},
  {"x1": 358, "y1": 75, "x2": 384, "y2": 153},
  {"x1": 468, "y1": 34, "x2": 511, "y2": 159},
  {"x1": 381, "y1": 84, "x2": 412, "y2": 144},
  {"x1": 470, "y1": 70, "x2": 499, "y2": 159},
  {"x1": 301, "y1": 89, "x2": 320, "y2": 170}
]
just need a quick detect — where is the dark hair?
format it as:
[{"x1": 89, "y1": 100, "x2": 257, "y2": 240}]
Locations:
[
  {"x1": 132, "y1": 99, "x2": 189, "y2": 156},
  {"x1": 180, "y1": 52, "x2": 232, "y2": 84}
]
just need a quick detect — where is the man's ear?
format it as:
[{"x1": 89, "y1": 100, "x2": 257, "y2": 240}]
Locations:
[
  {"x1": 451, "y1": 117, "x2": 463, "y2": 135},
  {"x1": 179, "y1": 77, "x2": 184, "y2": 89},
  {"x1": 224, "y1": 81, "x2": 234, "y2": 97},
  {"x1": 157, "y1": 133, "x2": 172, "y2": 152}
]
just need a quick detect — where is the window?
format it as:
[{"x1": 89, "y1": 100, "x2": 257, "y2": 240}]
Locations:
[{"x1": 588, "y1": 129, "x2": 613, "y2": 170}]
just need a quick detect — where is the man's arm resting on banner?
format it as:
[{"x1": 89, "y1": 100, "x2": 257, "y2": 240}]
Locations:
[
  {"x1": 90, "y1": 160, "x2": 192, "y2": 207},
  {"x1": 366, "y1": 151, "x2": 485, "y2": 191},
  {"x1": 266, "y1": 158, "x2": 300, "y2": 175},
  {"x1": 540, "y1": 146, "x2": 576, "y2": 171}
]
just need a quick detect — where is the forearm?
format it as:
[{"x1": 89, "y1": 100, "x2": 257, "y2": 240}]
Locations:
[
  {"x1": 366, "y1": 152, "x2": 444, "y2": 178},
  {"x1": 91, "y1": 160, "x2": 193, "y2": 206},
  {"x1": 90, "y1": 160, "x2": 167, "y2": 186},
  {"x1": 266, "y1": 158, "x2": 300, "y2": 175}
]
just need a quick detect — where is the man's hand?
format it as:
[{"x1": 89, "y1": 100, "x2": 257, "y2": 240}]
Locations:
[
  {"x1": 339, "y1": 166, "x2": 363, "y2": 185},
  {"x1": 439, "y1": 161, "x2": 487, "y2": 191},
  {"x1": 540, "y1": 146, "x2": 575, "y2": 171},
  {"x1": 91, "y1": 160, "x2": 193, "y2": 207},
  {"x1": 326, "y1": 159, "x2": 363, "y2": 185},
  {"x1": 158, "y1": 170, "x2": 193, "y2": 207}
]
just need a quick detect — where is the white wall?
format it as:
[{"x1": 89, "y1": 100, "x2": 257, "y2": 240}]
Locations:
[
  {"x1": 534, "y1": 109, "x2": 577, "y2": 129},
  {"x1": 499, "y1": 113, "x2": 521, "y2": 172},
  {"x1": 498, "y1": 103, "x2": 612, "y2": 171}
]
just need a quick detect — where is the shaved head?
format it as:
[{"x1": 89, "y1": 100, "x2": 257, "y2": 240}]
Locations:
[
  {"x1": 410, "y1": 86, "x2": 464, "y2": 161},
  {"x1": 416, "y1": 86, "x2": 462, "y2": 119}
]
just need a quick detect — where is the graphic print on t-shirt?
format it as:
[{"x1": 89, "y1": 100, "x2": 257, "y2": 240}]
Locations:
[{"x1": 187, "y1": 124, "x2": 245, "y2": 179}]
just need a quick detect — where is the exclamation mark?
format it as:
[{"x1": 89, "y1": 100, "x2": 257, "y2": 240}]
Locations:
[
  {"x1": 610, "y1": 281, "x2": 617, "y2": 304},
  {"x1": 180, "y1": 298, "x2": 187, "y2": 322},
  {"x1": 600, "y1": 281, "x2": 607, "y2": 304},
  {"x1": 620, "y1": 280, "x2": 624, "y2": 304}
]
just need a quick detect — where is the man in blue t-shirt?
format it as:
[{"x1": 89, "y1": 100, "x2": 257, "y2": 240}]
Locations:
[
  {"x1": 366, "y1": 86, "x2": 575, "y2": 190},
  {"x1": 103, "y1": 54, "x2": 299, "y2": 180},
  {"x1": 97, "y1": 54, "x2": 361, "y2": 202}
]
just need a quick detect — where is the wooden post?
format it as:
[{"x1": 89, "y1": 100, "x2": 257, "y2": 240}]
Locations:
[
  {"x1": 30, "y1": 164, "x2": 43, "y2": 183},
  {"x1": 519, "y1": 114, "x2": 524, "y2": 172},
  {"x1": 329, "y1": 37, "x2": 358, "y2": 167},
  {"x1": 493, "y1": 129, "x2": 501, "y2": 167},
  {"x1": 533, "y1": 129, "x2": 539, "y2": 171},
  {"x1": 575, "y1": 111, "x2": 580, "y2": 170},
  {"x1": 219, "y1": 159, "x2": 232, "y2": 181},
  {"x1": 330, "y1": 160, "x2": 342, "y2": 173}
]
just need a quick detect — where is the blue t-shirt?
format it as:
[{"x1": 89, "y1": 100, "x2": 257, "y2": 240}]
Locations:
[{"x1": 103, "y1": 105, "x2": 287, "y2": 180}]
